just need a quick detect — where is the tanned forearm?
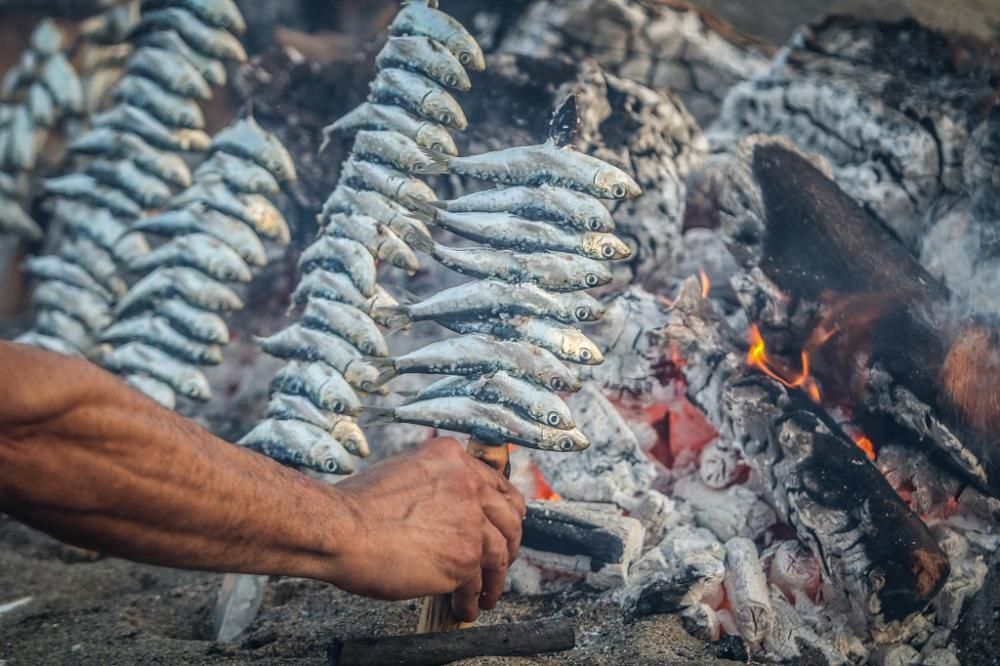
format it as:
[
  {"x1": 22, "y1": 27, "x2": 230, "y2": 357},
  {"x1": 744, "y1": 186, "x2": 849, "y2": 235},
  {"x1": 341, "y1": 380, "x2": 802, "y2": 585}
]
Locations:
[
  {"x1": 0, "y1": 341, "x2": 358, "y2": 582},
  {"x1": 0, "y1": 342, "x2": 526, "y2": 618}
]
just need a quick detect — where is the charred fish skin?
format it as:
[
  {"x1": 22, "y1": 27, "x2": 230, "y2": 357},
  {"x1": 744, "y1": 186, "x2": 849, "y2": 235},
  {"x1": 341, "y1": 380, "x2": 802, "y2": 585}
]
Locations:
[
  {"x1": 369, "y1": 68, "x2": 467, "y2": 131},
  {"x1": 239, "y1": 419, "x2": 354, "y2": 475},
  {"x1": 256, "y1": 325, "x2": 383, "y2": 395},
  {"x1": 100, "y1": 315, "x2": 224, "y2": 365},
  {"x1": 156, "y1": 298, "x2": 230, "y2": 345},
  {"x1": 323, "y1": 103, "x2": 458, "y2": 156},
  {"x1": 375, "y1": 279, "x2": 605, "y2": 328},
  {"x1": 370, "y1": 334, "x2": 581, "y2": 393},
  {"x1": 352, "y1": 129, "x2": 435, "y2": 174},
  {"x1": 125, "y1": 374, "x2": 177, "y2": 410},
  {"x1": 388, "y1": 1, "x2": 485, "y2": 71},
  {"x1": 297, "y1": 236, "x2": 378, "y2": 298},
  {"x1": 210, "y1": 113, "x2": 297, "y2": 182},
  {"x1": 415, "y1": 142, "x2": 642, "y2": 200},
  {"x1": 416, "y1": 371, "x2": 576, "y2": 430},
  {"x1": 115, "y1": 266, "x2": 244, "y2": 316},
  {"x1": 264, "y1": 393, "x2": 370, "y2": 458},
  {"x1": 111, "y1": 74, "x2": 207, "y2": 129},
  {"x1": 127, "y1": 233, "x2": 253, "y2": 283},
  {"x1": 323, "y1": 212, "x2": 420, "y2": 273},
  {"x1": 442, "y1": 315, "x2": 604, "y2": 366},
  {"x1": 340, "y1": 158, "x2": 437, "y2": 204},
  {"x1": 375, "y1": 35, "x2": 470, "y2": 91},
  {"x1": 270, "y1": 361, "x2": 363, "y2": 416},
  {"x1": 300, "y1": 298, "x2": 390, "y2": 357},
  {"x1": 434, "y1": 184, "x2": 615, "y2": 232},
  {"x1": 405, "y1": 226, "x2": 612, "y2": 292},
  {"x1": 371, "y1": 397, "x2": 589, "y2": 451},
  {"x1": 100, "y1": 341, "x2": 212, "y2": 401},
  {"x1": 408, "y1": 199, "x2": 632, "y2": 260}
]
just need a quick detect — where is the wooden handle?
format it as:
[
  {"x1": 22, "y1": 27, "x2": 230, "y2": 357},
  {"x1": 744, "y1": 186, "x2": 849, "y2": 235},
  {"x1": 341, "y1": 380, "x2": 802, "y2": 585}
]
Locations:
[{"x1": 416, "y1": 440, "x2": 511, "y2": 634}]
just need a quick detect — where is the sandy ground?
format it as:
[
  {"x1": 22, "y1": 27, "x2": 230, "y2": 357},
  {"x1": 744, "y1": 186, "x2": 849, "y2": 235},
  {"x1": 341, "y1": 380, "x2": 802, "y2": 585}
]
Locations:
[{"x1": 0, "y1": 516, "x2": 744, "y2": 665}]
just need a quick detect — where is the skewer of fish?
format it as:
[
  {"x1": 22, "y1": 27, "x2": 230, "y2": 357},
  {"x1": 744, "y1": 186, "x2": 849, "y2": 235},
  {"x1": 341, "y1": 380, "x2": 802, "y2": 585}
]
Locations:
[
  {"x1": 366, "y1": 93, "x2": 639, "y2": 456},
  {"x1": 77, "y1": 0, "x2": 142, "y2": 113},
  {"x1": 246, "y1": 0, "x2": 484, "y2": 475},
  {"x1": 17, "y1": 0, "x2": 248, "y2": 358},
  {"x1": 99, "y1": 111, "x2": 295, "y2": 416},
  {"x1": 0, "y1": 19, "x2": 84, "y2": 241}
]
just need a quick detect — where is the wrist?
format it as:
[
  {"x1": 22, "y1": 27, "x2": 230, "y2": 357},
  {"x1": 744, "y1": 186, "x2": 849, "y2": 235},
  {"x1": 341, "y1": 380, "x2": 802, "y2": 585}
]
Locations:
[{"x1": 301, "y1": 481, "x2": 367, "y2": 586}]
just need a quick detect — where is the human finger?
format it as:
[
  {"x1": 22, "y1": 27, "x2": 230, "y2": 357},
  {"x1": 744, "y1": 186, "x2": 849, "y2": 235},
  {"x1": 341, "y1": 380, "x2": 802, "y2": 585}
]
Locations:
[
  {"x1": 451, "y1": 570, "x2": 483, "y2": 623},
  {"x1": 479, "y1": 522, "x2": 509, "y2": 610},
  {"x1": 481, "y1": 487, "x2": 523, "y2": 562}
]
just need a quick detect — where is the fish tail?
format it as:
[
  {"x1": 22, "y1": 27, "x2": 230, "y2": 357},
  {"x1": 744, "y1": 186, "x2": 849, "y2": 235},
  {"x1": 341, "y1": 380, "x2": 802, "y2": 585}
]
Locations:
[
  {"x1": 358, "y1": 405, "x2": 396, "y2": 426},
  {"x1": 372, "y1": 306, "x2": 411, "y2": 334},
  {"x1": 413, "y1": 147, "x2": 450, "y2": 176},
  {"x1": 365, "y1": 356, "x2": 399, "y2": 387},
  {"x1": 401, "y1": 223, "x2": 436, "y2": 256},
  {"x1": 402, "y1": 197, "x2": 438, "y2": 224}
]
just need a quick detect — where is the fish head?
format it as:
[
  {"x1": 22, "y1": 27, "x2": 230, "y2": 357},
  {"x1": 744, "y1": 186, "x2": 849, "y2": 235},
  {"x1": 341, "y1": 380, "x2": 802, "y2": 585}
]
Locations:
[
  {"x1": 445, "y1": 35, "x2": 485, "y2": 72},
  {"x1": 562, "y1": 331, "x2": 604, "y2": 365},
  {"x1": 179, "y1": 73, "x2": 212, "y2": 102},
  {"x1": 179, "y1": 371, "x2": 212, "y2": 401},
  {"x1": 542, "y1": 365, "x2": 582, "y2": 394},
  {"x1": 581, "y1": 261, "x2": 613, "y2": 289},
  {"x1": 423, "y1": 93, "x2": 468, "y2": 130},
  {"x1": 542, "y1": 427, "x2": 590, "y2": 452},
  {"x1": 307, "y1": 440, "x2": 352, "y2": 475},
  {"x1": 414, "y1": 123, "x2": 459, "y2": 156},
  {"x1": 205, "y1": 1, "x2": 247, "y2": 34},
  {"x1": 345, "y1": 362, "x2": 386, "y2": 396},
  {"x1": 592, "y1": 165, "x2": 642, "y2": 199},
  {"x1": 175, "y1": 128, "x2": 212, "y2": 152},
  {"x1": 583, "y1": 232, "x2": 632, "y2": 261},
  {"x1": 428, "y1": 52, "x2": 472, "y2": 91},
  {"x1": 567, "y1": 293, "x2": 605, "y2": 322},
  {"x1": 332, "y1": 420, "x2": 369, "y2": 457}
]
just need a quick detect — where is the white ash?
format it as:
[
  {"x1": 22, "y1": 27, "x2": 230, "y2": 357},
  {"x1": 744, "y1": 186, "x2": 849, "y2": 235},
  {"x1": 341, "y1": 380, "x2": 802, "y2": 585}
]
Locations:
[
  {"x1": 762, "y1": 540, "x2": 821, "y2": 608},
  {"x1": 500, "y1": 0, "x2": 771, "y2": 124},
  {"x1": 697, "y1": 438, "x2": 743, "y2": 489},
  {"x1": 627, "y1": 489, "x2": 682, "y2": 550},
  {"x1": 581, "y1": 285, "x2": 673, "y2": 406},
  {"x1": 707, "y1": 19, "x2": 995, "y2": 249},
  {"x1": 673, "y1": 477, "x2": 776, "y2": 542},
  {"x1": 870, "y1": 644, "x2": 922, "y2": 666},
  {"x1": 722, "y1": 537, "x2": 772, "y2": 646},
  {"x1": 525, "y1": 382, "x2": 658, "y2": 507},
  {"x1": 670, "y1": 228, "x2": 739, "y2": 300},
  {"x1": 764, "y1": 583, "x2": 854, "y2": 665},
  {"x1": 927, "y1": 524, "x2": 989, "y2": 629}
]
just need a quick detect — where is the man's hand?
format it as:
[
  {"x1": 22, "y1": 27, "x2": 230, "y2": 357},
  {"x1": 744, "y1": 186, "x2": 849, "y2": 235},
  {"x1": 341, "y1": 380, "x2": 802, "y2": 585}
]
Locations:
[{"x1": 328, "y1": 438, "x2": 525, "y2": 622}]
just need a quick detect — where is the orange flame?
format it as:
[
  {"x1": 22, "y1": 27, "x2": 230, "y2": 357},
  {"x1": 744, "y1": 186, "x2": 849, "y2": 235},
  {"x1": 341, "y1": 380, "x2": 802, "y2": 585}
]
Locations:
[
  {"x1": 533, "y1": 466, "x2": 561, "y2": 501},
  {"x1": 699, "y1": 269, "x2": 711, "y2": 299},
  {"x1": 853, "y1": 435, "x2": 876, "y2": 461},
  {"x1": 746, "y1": 324, "x2": 822, "y2": 402}
]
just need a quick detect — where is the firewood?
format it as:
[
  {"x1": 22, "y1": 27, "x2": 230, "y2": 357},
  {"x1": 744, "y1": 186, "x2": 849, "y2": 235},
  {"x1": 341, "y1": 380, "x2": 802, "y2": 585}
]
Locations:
[{"x1": 329, "y1": 619, "x2": 576, "y2": 666}]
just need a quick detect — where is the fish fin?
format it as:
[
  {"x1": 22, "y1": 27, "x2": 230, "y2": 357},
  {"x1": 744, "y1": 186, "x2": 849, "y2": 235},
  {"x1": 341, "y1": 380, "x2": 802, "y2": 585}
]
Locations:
[
  {"x1": 358, "y1": 405, "x2": 395, "y2": 426},
  {"x1": 548, "y1": 93, "x2": 580, "y2": 148},
  {"x1": 401, "y1": 196, "x2": 437, "y2": 223},
  {"x1": 413, "y1": 147, "x2": 450, "y2": 175},
  {"x1": 318, "y1": 125, "x2": 334, "y2": 155},
  {"x1": 365, "y1": 356, "x2": 399, "y2": 387},
  {"x1": 371, "y1": 306, "x2": 411, "y2": 334}
]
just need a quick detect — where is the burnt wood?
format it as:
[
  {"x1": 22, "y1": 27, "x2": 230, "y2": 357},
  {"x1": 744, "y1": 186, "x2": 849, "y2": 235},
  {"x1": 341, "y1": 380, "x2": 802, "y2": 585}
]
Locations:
[
  {"x1": 328, "y1": 619, "x2": 576, "y2": 666},
  {"x1": 522, "y1": 503, "x2": 627, "y2": 567},
  {"x1": 666, "y1": 279, "x2": 950, "y2": 629},
  {"x1": 746, "y1": 143, "x2": 1000, "y2": 498}
]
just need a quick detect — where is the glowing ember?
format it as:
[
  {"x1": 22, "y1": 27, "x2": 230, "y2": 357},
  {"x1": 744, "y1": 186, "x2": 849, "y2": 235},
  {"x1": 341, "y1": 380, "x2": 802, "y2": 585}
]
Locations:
[
  {"x1": 853, "y1": 435, "x2": 876, "y2": 461},
  {"x1": 746, "y1": 324, "x2": 822, "y2": 403},
  {"x1": 698, "y1": 268, "x2": 711, "y2": 299}
]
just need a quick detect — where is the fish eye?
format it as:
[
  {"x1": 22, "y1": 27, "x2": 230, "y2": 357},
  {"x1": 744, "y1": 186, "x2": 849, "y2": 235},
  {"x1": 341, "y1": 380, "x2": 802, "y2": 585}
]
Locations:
[
  {"x1": 458, "y1": 52, "x2": 471, "y2": 65},
  {"x1": 360, "y1": 342, "x2": 374, "y2": 354},
  {"x1": 440, "y1": 112, "x2": 452, "y2": 125},
  {"x1": 331, "y1": 399, "x2": 344, "y2": 413},
  {"x1": 444, "y1": 74, "x2": 458, "y2": 86},
  {"x1": 587, "y1": 216, "x2": 602, "y2": 231},
  {"x1": 431, "y1": 142, "x2": 445, "y2": 152},
  {"x1": 612, "y1": 184, "x2": 626, "y2": 198},
  {"x1": 601, "y1": 244, "x2": 616, "y2": 259},
  {"x1": 550, "y1": 377, "x2": 564, "y2": 391},
  {"x1": 574, "y1": 306, "x2": 591, "y2": 321},
  {"x1": 559, "y1": 437, "x2": 574, "y2": 451},
  {"x1": 323, "y1": 459, "x2": 339, "y2": 473},
  {"x1": 585, "y1": 273, "x2": 600, "y2": 287},
  {"x1": 579, "y1": 348, "x2": 593, "y2": 362},
  {"x1": 546, "y1": 411, "x2": 562, "y2": 427},
  {"x1": 361, "y1": 381, "x2": 376, "y2": 393}
]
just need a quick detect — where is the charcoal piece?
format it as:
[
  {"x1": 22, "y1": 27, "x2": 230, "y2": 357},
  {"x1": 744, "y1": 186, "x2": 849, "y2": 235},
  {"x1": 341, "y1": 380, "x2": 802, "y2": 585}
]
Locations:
[
  {"x1": 666, "y1": 278, "x2": 950, "y2": 630},
  {"x1": 952, "y1": 554, "x2": 1000, "y2": 666},
  {"x1": 521, "y1": 501, "x2": 641, "y2": 569}
]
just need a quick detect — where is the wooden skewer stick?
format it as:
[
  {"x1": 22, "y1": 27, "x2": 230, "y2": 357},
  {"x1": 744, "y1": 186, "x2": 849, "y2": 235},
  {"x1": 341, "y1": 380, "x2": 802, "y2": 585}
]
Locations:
[{"x1": 416, "y1": 440, "x2": 511, "y2": 633}]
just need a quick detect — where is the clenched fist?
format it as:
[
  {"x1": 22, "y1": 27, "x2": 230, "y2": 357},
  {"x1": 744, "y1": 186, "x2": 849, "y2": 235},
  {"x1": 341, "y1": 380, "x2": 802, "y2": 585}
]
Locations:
[{"x1": 328, "y1": 438, "x2": 526, "y2": 622}]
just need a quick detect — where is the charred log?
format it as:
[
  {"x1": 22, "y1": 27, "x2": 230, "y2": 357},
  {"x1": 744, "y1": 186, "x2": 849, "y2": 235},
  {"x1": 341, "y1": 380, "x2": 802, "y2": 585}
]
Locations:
[
  {"x1": 666, "y1": 278, "x2": 949, "y2": 630},
  {"x1": 715, "y1": 138, "x2": 1000, "y2": 498}
]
